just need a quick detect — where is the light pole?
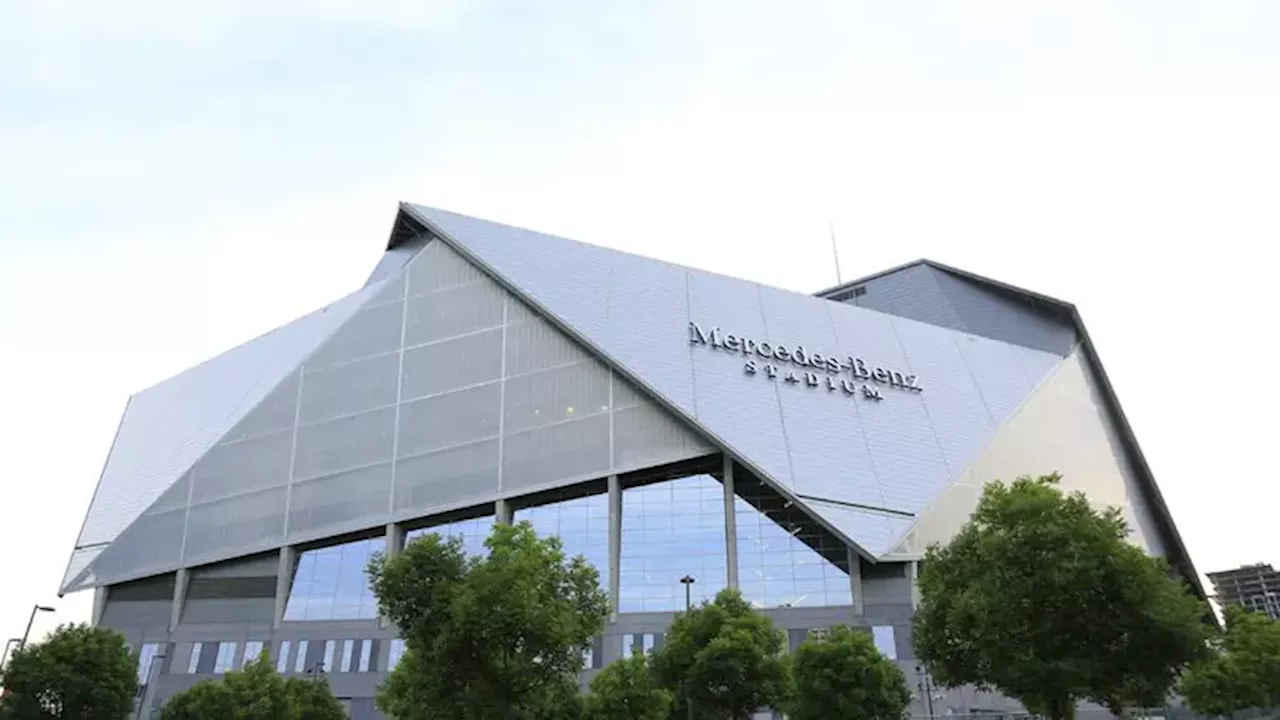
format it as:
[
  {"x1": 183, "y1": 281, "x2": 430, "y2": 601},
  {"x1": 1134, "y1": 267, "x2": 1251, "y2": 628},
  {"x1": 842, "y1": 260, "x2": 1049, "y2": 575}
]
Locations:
[
  {"x1": 678, "y1": 575, "x2": 696, "y2": 720},
  {"x1": 19, "y1": 605, "x2": 55, "y2": 651},
  {"x1": 1, "y1": 637, "x2": 21, "y2": 671},
  {"x1": 679, "y1": 575, "x2": 695, "y2": 612}
]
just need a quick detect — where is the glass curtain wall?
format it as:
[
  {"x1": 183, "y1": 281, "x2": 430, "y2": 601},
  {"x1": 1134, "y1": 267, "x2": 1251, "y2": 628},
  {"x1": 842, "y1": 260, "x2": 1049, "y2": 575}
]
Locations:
[
  {"x1": 284, "y1": 536, "x2": 383, "y2": 621},
  {"x1": 619, "y1": 474, "x2": 727, "y2": 612},
  {"x1": 513, "y1": 493, "x2": 609, "y2": 593},
  {"x1": 406, "y1": 514, "x2": 495, "y2": 559},
  {"x1": 733, "y1": 475, "x2": 852, "y2": 608}
]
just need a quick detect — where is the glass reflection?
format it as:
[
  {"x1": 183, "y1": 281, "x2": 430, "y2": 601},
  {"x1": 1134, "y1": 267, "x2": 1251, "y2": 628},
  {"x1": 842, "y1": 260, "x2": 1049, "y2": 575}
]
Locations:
[
  {"x1": 406, "y1": 515, "x2": 495, "y2": 558},
  {"x1": 735, "y1": 477, "x2": 851, "y2": 609},
  {"x1": 514, "y1": 494, "x2": 608, "y2": 589},
  {"x1": 620, "y1": 475, "x2": 727, "y2": 612},
  {"x1": 284, "y1": 536, "x2": 383, "y2": 621}
]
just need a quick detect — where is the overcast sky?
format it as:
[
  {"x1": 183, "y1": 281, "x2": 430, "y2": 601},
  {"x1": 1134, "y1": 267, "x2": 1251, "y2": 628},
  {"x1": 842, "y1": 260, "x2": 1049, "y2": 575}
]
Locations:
[{"x1": 2, "y1": 1, "x2": 1278, "y2": 644}]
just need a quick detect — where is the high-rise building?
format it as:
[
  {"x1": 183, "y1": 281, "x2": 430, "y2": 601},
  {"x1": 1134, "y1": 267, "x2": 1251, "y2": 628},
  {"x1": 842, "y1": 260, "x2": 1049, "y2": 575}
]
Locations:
[
  {"x1": 59, "y1": 204, "x2": 1202, "y2": 718},
  {"x1": 1209, "y1": 564, "x2": 1280, "y2": 620}
]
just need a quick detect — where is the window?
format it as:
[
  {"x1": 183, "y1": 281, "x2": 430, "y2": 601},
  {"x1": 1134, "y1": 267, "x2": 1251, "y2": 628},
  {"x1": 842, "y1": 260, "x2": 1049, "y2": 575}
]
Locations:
[
  {"x1": 294, "y1": 640, "x2": 310, "y2": 673},
  {"x1": 734, "y1": 476, "x2": 851, "y2": 609},
  {"x1": 620, "y1": 475, "x2": 727, "y2": 612},
  {"x1": 136, "y1": 643, "x2": 161, "y2": 685},
  {"x1": 582, "y1": 646, "x2": 593, "y2": 670},
  {"x1": 514, "y1": 494, "x2": 608, "y2": 593},
  {"x1": 214, "y1": 642, "x2": 238, "y2": 673},
  {"x1": 872, "y1": 626, "x2": 897, "y2": 660},
  {"x1": 243, "y1": 641, "x2": 264, "y2": 667},
  {"x1": 622, "y1": 633, "x2": 635, "y2": 658},
  {"x1": 388, "y1": 639, "x2": 407, "y2": 670},
  {"x1": 277, "y1": 640, "x2": 292, "y2": 673},
  {"x1": 187, "y1": 642, "x2": 204, "y2": 675},
  {"x1": 359, "y1": 639, "x2": 373, "y2": 673},
  {"x1": 407, "y1": 515, "x2": 495, "y2": 558},
  {"x1": 284, "y1": 536, "x2": 384, "y2": 621},
  {"x1": 322, "y1": 640, "x2": 336, "y2": 672},
  {"x1": 340, "y1": 639, "x2": 355, "y2": 672},
  {"x1": 642, "y1": 634, "x2": 655, "y2": 656}
]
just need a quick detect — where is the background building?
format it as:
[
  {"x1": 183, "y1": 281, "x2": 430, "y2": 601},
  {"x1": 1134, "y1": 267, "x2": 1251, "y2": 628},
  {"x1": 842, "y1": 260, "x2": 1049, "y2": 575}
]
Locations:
[
  {"x1": 1209, "y1": 563, "x2": 1280, "y2": 620},
  {"x1": 59, "y1": 204, "x2": 1201, "y2": 719}
]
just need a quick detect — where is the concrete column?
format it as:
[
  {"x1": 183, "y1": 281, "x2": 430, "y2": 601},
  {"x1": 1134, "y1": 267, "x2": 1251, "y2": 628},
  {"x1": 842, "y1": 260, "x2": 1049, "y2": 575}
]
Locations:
[
  {"x1": 273, "y1": 547, "x2": 296, "y2": 630},
  {"x1": 909, "y1": 560, "x2": 921, "y2": 611},
  {"x1": 848, "y1": 548, "x2": 865, "y2": 615},
  {"x1": 722, "y1": 456, "x2": 738, "y2": 590},
  {"x1": 496, "y1": 498, "x2": 513, "y2": 525},
  {"x1": 91, "y1": 586, "x2": 108, "y2": 627},
  {"x1": 608, "y1": 475, "x2": 621, "y2": 619},
  {"x1": 169, "y1": 568, "x2": 189, "y2": 631},
  {"x1": 381, "y1": 524, "x2": 406, "y2": 629}
]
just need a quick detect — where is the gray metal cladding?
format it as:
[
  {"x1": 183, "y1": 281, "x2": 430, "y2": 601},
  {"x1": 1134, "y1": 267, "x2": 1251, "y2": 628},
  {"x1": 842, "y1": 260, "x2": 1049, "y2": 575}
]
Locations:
[
  {"x1": 834, "y1": 262, "x2": 1076, "y2": 357},
  {"x1": 410, "y1": 205, "x2": 1066, "y2": 556},
  {"x1": 66, "y1": 235, "x2": 713, "y2": 590},
  {"x1": 62, "y1": 282, "x2": 388, "y2": 591}
]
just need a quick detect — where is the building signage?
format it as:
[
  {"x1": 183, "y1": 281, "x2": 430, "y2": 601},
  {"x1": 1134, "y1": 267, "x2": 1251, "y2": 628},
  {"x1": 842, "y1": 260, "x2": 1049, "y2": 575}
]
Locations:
[{"x1": 688, "y1": 322, "x2": 923, "y2": 402}]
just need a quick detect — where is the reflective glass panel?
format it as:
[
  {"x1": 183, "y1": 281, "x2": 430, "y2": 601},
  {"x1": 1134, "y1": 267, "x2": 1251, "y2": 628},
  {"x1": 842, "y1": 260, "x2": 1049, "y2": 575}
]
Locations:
[
  {"x1": 359, "y1": 639, "x2": 373, "y2": 672},
  {"x1": 187, "y1": 642, "x2": 203, "y2": 674},
  {"x1": 277, "y1": 640, "x2": 291, "y2": 673},
  {"x1": 620, "y1": 475, "x2": 727, "y2": 612},
  {"x1": 322, "y1": 640, "x2": 336, "y2": 672},
  {"x1": 284, "y1": 536, "x2": 383, "y2": 621},
  {"x1": 243, "y1": 641, "x2": 264, "y2": 666},
  {"x1": 136, "y1": 643, "x2": 161, "y2": 685},
  {"x1": 388, "y1": 639, "x2": 407, "y2": 670},
  {"x1": 513, "y1": 494, "x2": 608, "y2": 592},
  {"x1": 406, "y1": 515, "x2": 495, "y2": 558},
  {"x1": 214, "y1": 642, "x2": 237, "y2": 673},
  {"x1": 293, "y1": 640, "x2": 309, "y2": 673},
  {"x1": 734, "y1": 477, "x2": 852, "y2": 609}
]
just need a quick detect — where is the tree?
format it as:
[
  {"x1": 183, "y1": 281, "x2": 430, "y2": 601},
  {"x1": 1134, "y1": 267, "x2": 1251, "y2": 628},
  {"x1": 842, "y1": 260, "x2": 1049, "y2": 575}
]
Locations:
[
  {"x1": 158, "y1": 654, "x2": 346, "y2": 720},
  {"x1": 913, "y1": 474, "x2": 1212, "y2": 720},
  {"x1": 582, "y1": 655, "x2": 672, "y2": 720},
  {"x1": 648, "y1": 588, "x2": 788, "y2": 719},
  {"x1": 0, "y1": 623, "x2": 137, "y2": 720},
  {"x1": 368, "y1": 521, "x2": 610, "y2": 719},
  {"x1": 787, "y1": 625, "x2": 911, "y2": 720},
  {"x1": 1181, "y1": 605, "x2": 1280, "y2": 717}
]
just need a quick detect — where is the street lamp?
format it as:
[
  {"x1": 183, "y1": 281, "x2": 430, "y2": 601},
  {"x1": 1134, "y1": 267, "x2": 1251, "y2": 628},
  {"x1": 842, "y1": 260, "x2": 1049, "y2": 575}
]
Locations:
[
  {"x1": 1, "y1": 638, "x2": 21, "y2": 670},
  {"x1": 19, "y1": 605, "x2": 55, "y2": 651},
  {"x1": 679, "y1": 575, "x2": 695, "y2": 612},
  {"x1": 678, "y1": 576, "x2": 696, "y2": 720}
]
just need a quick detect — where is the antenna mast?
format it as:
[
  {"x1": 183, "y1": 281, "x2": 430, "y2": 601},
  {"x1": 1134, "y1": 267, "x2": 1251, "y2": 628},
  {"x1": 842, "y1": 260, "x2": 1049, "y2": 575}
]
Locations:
[{"x1": 828, "y1": 216, "x2": 843, "y2": 285}]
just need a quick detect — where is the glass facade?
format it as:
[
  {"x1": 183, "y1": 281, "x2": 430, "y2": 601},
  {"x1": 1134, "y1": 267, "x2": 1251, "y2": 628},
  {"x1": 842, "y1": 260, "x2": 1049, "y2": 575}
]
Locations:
[
  {"x1": 734, "y1": 476, "x2": 852, "y2": 609},
  {"x1": 136, "y1": 643, "x2": 161, "y2": 684},
  {"x1": 284, "y1": 536, "x2": 383, "y2": 621},
  {"x1": 277, "y1": 640, "x2": 291, "y2": 673},
  {"x1": 620, "y1": 475, "x2": 727, "y2": 612},
  {"x1": 214, "y1": 642, "x2": 237, "y2": 673},
  {"x1": 243, "y1": 641, "x2": 264, "y2": 666},
  {"x1": 293, "y1": 640, "x2": 310, "y2": 673},
  {"x1": 513, "y1": 494, "x2": 608, "y2": 589},
  {"x1": 407, "y1": 515, "x2": 495, "y2": 559}
]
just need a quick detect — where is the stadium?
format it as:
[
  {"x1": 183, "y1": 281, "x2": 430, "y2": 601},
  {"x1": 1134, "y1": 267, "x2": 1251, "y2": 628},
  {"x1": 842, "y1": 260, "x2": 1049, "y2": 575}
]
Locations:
[{"x1": 59, "y1": 203, "x2": 1202, "y2": 718}]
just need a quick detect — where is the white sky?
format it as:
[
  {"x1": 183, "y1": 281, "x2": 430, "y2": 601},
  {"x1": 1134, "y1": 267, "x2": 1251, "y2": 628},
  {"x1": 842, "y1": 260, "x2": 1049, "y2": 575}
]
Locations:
[{"x1": 2, "y1": 1, "x2": 1278, "y2": 644}]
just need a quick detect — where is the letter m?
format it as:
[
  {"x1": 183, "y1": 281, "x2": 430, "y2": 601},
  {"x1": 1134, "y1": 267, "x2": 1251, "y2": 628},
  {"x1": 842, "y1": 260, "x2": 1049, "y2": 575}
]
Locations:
[{"x1": 689, "y1": 322, "x2": 720, "y2": 346}]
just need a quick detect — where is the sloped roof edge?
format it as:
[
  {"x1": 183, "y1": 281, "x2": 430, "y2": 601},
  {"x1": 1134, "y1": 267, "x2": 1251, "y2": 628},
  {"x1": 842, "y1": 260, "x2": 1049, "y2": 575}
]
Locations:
[
  {"x1": 395, "y1": 204, "x2": 885, "y2": 562},
  {"x1": 816, "y1": 259, "x2": 1204, "y2": 597}
]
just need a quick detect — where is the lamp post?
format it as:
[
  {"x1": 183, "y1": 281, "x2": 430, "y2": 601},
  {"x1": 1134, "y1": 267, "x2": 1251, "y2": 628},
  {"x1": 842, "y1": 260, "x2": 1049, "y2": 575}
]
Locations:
[
  {"x1": 678, "y1": 575, "x2": 696, "y2": 720},
  {"x1": 19, "y1": 605, "x2": 55, "y2": 652},
  {"x1": 679, "y1": 575, "x2": 695, "y2": 612}
]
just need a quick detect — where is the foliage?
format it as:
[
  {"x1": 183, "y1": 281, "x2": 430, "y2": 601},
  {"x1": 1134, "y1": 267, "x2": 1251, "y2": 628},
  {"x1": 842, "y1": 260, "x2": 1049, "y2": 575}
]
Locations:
[
  {"x1": 0, "y1": 623, "x2": 138, "y2": 720},
  {"x1": 786, "y1": 625, "x2": 912, "y2": 720},
  {"x1": 912, "y1": 474, "x2": 1212, "y2": 720},
  {"x1": 158, "y1": 653, "x2": 346, "y2": 720},
  {"x1": 582, "y1": 655, "x2": 672, "y2": 720},
  {"x1": 1181, "y1": 605, "x2": 1280, "y2": 717},
  {"x1": 648, "y1": 588, "x2": 788, "y2": 720},
  {"x1": 368, "y1": 521, "x2": 610, "y2": 719}
]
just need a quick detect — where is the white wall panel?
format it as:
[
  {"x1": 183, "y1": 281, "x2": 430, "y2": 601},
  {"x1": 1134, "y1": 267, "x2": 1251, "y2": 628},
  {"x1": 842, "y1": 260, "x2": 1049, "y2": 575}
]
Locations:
[
  {"x1": 286, "y1": 463, "x2": 394, "y2": 542},
  {"x1": 393, "y1": 440, "x2": 500, "y2": 518},
  {"x1": 184, "y1": 486, "x2": 287, "y2": 564},
  {"x1": 892, "y1": 347, "x2": 1163, "y2": 558}
]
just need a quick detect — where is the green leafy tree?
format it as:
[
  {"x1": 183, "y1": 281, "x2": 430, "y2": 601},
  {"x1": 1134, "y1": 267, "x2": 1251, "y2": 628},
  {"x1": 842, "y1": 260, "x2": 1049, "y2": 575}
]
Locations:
[
  {"x1": 582, "y1": 655, "x2": 672, "y2": 720},
  {"x1": 368, "y1": 521, "x2": 609, "y2": 719},
  {"x1": 158, "y1": 654, "x2": 346, "y2": 720},
  {"x1": 787, "y1": 625, "x2": 912, "y2": 720},
  {"x1": 1181, "y1": 605, "x2": 1280, "y2": 717},
  {"x1": 913, "y1": 474, "x2": 1212, "y2": 720},
  {"x1": 648, "y1": 588, "x2": 788, "y2": 720},
  {"x1": 0, "y1": 623, "x2": 137, "y2": 720}
]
